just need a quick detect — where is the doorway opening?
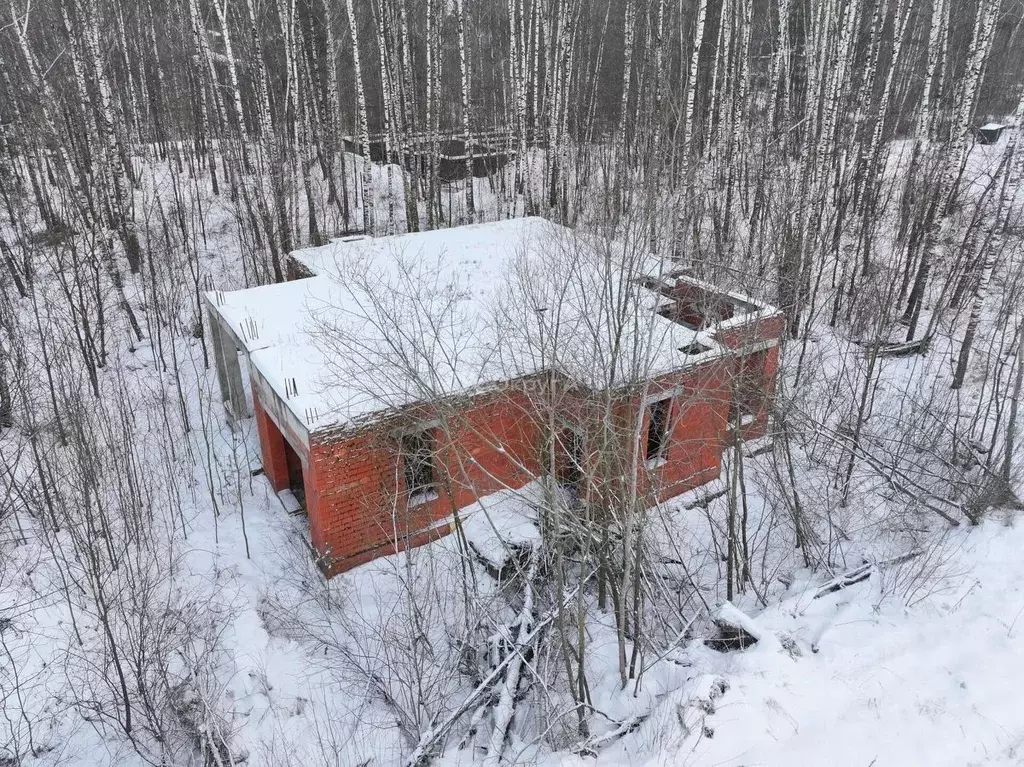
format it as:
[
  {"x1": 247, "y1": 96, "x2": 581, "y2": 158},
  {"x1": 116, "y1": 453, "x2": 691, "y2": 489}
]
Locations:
[
  {"x1": 283, "y1": 438, "x2": 307, "y2": 510},
  {"x1": 553, "y1": 427, "x2": 585, "y2": 509}
]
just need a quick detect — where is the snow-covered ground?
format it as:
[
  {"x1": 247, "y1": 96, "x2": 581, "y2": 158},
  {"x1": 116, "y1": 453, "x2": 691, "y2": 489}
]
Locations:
[
  {"x1": 597, "y1": 517, "x2": 1024, "y2": 766},
  {"x1": 3, "y1": 137, "x2": 1023, "y2": 765},
  {"x1": 132, "y1": 453, "x2": 1024, "y2": 767}
]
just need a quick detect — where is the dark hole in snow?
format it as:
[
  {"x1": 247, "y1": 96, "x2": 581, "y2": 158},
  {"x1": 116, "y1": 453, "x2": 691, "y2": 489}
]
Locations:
[
  {"x1": 705, "y1": 622, "x2": 758, "y2": 652},
  {"x1": 679, "y1": 341, "x2": 711, "y2": 356}
]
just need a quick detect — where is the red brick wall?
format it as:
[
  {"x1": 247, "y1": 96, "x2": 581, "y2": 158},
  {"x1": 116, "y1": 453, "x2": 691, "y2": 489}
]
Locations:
[
  {"x1": 254, "y1": 395, "x2": 292, "y2": 493},
  {"x1": 629, "y1": 332, "x2": 783, "y2": 504},
  {"x1": 306, "y1": 389, "x2": 542, "y2": 575},
  {"x1": 715, "y1": 314, "x2": 786, "y2": 350},
  {"x1": 629, "y1": 357, "x2": 735, "y2": 503},
  {"x1": 251, "y1": 317, "x2": 782, "y2": 577}
]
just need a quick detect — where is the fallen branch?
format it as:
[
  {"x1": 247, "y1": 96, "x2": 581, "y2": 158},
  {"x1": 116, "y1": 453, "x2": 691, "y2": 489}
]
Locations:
[
  {"x1": 572, "y1": 714, "x2": 649, "y2": 757},
  {"x1": 813, "y1": 563, "x2": 873, "y2": 599},
  {"x1": 683, "y1": 486, "x2": 728, "y2": 510},
  {"x1": 812, "y1": 549, "x2": 922, "y2": 600},
  {"x1": 484, "y1": 547, "x2": 540, "y2": 764},
  {"x1": 852, "y1": 337, "x2": 930, "y2": 358},
  {"x1": 403, "y1": 567, "x2": 596, "y2": 767}
]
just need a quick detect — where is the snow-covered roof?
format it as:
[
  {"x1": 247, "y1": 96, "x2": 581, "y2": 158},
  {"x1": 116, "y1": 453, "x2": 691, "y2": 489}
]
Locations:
[
  {"x1": 979, "y1": 123, "x2": 1006, "y2": 131},
  {"x1": 207, "y1": 218, "x2": 778, "y2": 434}
]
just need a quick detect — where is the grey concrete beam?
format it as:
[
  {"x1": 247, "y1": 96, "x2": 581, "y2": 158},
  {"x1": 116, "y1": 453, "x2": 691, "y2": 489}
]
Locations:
[
  {"x1": 219, "y1": 321, "x2": 251, "y2": 421},
  {"x1": 206, "y1": 304, "x2": 231, "y2": 404}
]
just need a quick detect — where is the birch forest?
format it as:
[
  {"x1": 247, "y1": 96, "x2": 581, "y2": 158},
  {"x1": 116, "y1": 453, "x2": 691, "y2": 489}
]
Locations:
[{"x1": 2, "y1": 0, "x2": 1024, "y2": 763}]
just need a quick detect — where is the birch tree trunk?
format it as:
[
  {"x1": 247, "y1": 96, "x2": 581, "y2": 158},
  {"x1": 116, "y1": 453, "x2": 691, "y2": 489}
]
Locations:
[
  {"x1": 81, "y1": 0, "x2": 143, "y2": 272},
  {"x1": 344, "y1": 0, "x2": 375, "y2": 235},
  {"x1": 673, "y1": 0, "x2": 707, "y2": 254},
  {"x1": 375, "y1": 0, "x2": 399, "y2": 233},
  {"x1": 456, "y1": 0, "x2": 475, "y2": 221},
  {"x1": 1003, "y1": 320, "x2": 1024, "y2": 484},
  {"x1": 213, "y1": 0, "x2": 252, "y2": 172},
  {"x1": 615, "y1": 0, "x2": 636, "y2": 213}
]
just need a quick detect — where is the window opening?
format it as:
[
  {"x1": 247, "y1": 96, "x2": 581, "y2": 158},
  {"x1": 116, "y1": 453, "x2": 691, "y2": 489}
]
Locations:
[
  {"x1": 402, "y1": 428, "x2": 436, "y2": 500},
  {"x1": 559, "y1": 428, "x2": 584, "y2": 486},
  {"x1": 646, "y1": 398, "x2": 672, "y2": 462}
]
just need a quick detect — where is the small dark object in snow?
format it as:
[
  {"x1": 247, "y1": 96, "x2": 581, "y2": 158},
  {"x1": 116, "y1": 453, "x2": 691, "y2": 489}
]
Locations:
[
  {"x1": 706, "y1": 621, "x2": 757, "y2": 652},
  {"x1": 250, "y1": 467, "x2": 265, "y2": 477},
  {"x1": 684, "y1": 486, "x2": 728, "y2": 510},
  {"x1": 679, "y1": 341, "x2": 711, "y2": 356},
  {"x1": 702, "y1": 724, "x2": 715, "y2": 739},
  {"x1": 0, "y1": 616, "x2": 11, "y2": 633},
  {"x1": 27, "y1": 225, "x2": 74, "y2": 247},
  {"x1": 975, "y1": 123, "x2": 1007, "y2": 144},
  {"x1": 853, "y1": 337, "x2": 930, "y2": 357}
]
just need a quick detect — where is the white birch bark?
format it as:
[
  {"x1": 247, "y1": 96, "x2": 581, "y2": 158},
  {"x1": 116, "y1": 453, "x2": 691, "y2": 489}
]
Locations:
[
  {"x1": 671, "y1": 0, "x2": 708, "y2": 255},
  {"x1": 396, "y1": 0, "x2": 419, "y2": 231},
  {"x1": 323, "y1": 0, "x2": 351, "y2": 223},
  {"x1": 771, "y1": 0, "x2": 792, "y2": 143},
  {"x1": 955, "y1": 89, "x2": 1024, "y2": 388},
  {"x1": 295, "y1": 10, "x2": 322, "y2": 245},
  {"x1": 212, "y1": 0, "x2": 252, "y2": 170},
  {"x1": 932, "y1": 0, "x2": 952, "y2": 143},
  {"x1": 916, "y1": 0, "x2": 947, "y2": 143},
  {"x1": 455, "y1": 0, "x2": 475, "y2": 220},
  {"x1": 518, "y1": 0, "x2": 533, "y2": 211},
  {"x1": 344, "y1": 0, "x2": 375, "y2": 234},
  {"x1": 647, "y1": 0, "x2": 667, "y2": 161},
  {"x1": 680, "y1": 0, "x2": 707, "y2": 179},
  {"x1": 1003, "y1": 320, "x2": 1024, "y2": 483},
  {"x1": 950, "y1": 0, "x2": 998, "y2": 178},
  {"x1": 374, "y1": 0, "x2": 399, "y2": 233},
  {"x1": 113, "y1": 0, "x2": 142, "y2": 151},
  {"x1": 507, "y1": 0, "x2": 527, "y2": 213},
  {"x1": 615, "y1": 0, "x2": 636, "y2": 187},
  {"x1": 864, "y1": 0, "x2": 912, "y2": 184},
  {"x1": 82, "y1": 0, "x2": 142, "y2": 271},
  {"x1": 704, "y1": 0, "x2": 732, "y2": 160},
  {"x1": 424, "y1": 0, "x2": 438, "y2": 228},
  {"x1": 907, "y1": 0, "x2": 999, "y2": 340}
]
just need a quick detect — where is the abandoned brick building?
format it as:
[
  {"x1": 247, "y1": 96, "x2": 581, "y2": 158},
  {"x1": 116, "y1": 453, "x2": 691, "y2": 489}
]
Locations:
[{"x1": 205, "y1": 218, "x2": 784, "y2": 575}]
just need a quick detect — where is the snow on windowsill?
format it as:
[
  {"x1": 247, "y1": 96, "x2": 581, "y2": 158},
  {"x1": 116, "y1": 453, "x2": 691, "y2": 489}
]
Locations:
[
  {"x1": 729, "y1": 413, "x2": 759, "y2": 429},
  {"x1": 645, "y1": 456, "x2": 668, "y2": 470},
  {"x1": 408, "y1": 489, "x2": 440, "y2": 508}
]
